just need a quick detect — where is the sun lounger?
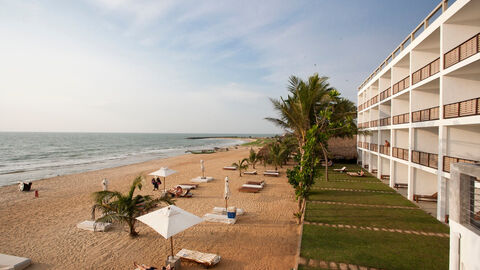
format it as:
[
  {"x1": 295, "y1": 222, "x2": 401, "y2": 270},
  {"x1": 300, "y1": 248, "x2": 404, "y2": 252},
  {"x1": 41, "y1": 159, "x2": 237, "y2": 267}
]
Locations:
[
  {"x1": 191, "y1": 176, "x2": 213, "y2": 183},
  {"x1": 263, "y1": 171, "x2": 279, "y2": 177},
  {"x1": 346, "y1": 172, "x2": 365, "y2": 177},
  {"x1": 0, "y1": 254, "x2": 31, "y2": 270},
  {"x1": 77, "y1": 220, "x2": 112, "y2": 232},
  {"x1": 176, "y1": 249, "x2": 221, "y2": 267},
  {"x1": 333, "y1": 166, "x2": 347, "y2": 172},
  {"x1": 242, "y1": 183, "x2": 263, "y2": 189},
  {"x1": 203, "y1": 213, "x2": 236, "y2": 224},
  {"x1": 167, "y1": 188, "x2": 193, "y2": 198},
  {"x1": 247, "y1": 180, "x2": 265, "y2": 187},
  {"x1": 243, "y1": 170, "x2": 257, "y2": 175},
  {"x1": 179, "y1": 183, "x2": 199, "y2": 189},
  {"x1": 176, "y1": 184, "x2": 195, "y2": 190},
  {"x1": 372, "y1": 169, "x2": 378, "y2": 173},
  {"x1": 223, "y1": 166, "x2": 237, "y2": 170},
  {"x1": 321, "y1": 160, "x2": 333, "y2": 167},
  {"x1": 212, "y1": 207, "x2": 245, "y2": 215},
  {"x1": 238, "y1": 187, "x2": 261, "y2": 193},
  {"x1": 394, "y1": 183, "x2": 408, "y2": 189},
  {"x1": 414, "y1": 192, "x2": 438, "y2": 203},
  {"x1": 363, "y1": 165, "x2": 369, "y2": 169},
  {"x1": 381, "y1": 175, "x2": 390, "y2": 180}
]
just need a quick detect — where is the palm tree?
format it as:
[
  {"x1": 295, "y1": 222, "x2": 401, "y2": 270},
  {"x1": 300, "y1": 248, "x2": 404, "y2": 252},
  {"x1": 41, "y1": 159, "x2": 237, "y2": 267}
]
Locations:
[
  {"x1": 268, "y1": 142, "x2": 288, "y2": 170},
  {"x1": 232, "y1": 158, "x2": 249, "y2": 177},
  {"x1": 91, "y1": 176, "x2": 173, "y2": 237},
  {"x1": 247, "y1": 148, "x2": 258, "y2": 169}
]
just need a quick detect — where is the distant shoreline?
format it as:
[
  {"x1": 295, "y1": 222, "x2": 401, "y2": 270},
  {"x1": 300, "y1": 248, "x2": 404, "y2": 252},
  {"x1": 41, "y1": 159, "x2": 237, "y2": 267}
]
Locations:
[{"x1": 186, "y1": 136, "x2": 268, "y2": 140}]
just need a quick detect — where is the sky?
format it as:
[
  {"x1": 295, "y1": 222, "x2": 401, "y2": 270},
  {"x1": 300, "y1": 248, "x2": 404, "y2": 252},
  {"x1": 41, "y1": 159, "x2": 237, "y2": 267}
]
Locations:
[{"x1": 0, "y1": 0, "x2": 439, "y2": 134}]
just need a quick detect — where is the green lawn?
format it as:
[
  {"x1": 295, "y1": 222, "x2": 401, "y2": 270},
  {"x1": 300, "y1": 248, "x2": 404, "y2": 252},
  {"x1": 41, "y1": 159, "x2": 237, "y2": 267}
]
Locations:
[
  {"x1": 299, "y1": 163, "x2": 449, "y2": 270},
  {"x1": 301, "y1": 225, "x2": 449, "y2": 270},
  {"x1": 312, "y1": 181, "x2": 393, "y2": 191},
  {"x1": 309, "y1": 189, "x2": 415, "y2": 207},
  {"x1": 305, "y1": 203, "x2": 448, "y2": 233}
]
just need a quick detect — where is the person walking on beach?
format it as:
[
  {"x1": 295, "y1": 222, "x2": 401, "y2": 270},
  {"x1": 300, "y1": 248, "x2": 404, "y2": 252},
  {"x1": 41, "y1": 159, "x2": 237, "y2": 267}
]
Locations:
[
  {"x1": 102, "y1": 178, "x2": 108, "y2": 191},
  {"x1": 152, "y1": 178, "x2": 159, "y2": 191},
  {"x1": 156, "y1": 177, "x2": 162, "y2": 188}
]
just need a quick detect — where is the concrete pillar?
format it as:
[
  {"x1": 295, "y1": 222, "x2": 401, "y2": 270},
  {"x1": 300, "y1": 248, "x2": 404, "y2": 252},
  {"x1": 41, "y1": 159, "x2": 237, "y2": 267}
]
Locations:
[
  {"x1": 437, "y1": 125, "x2": 448, "y2": 221},
  {"x1": 408, "y1": 126, "x2": 415, "y2": 201}
]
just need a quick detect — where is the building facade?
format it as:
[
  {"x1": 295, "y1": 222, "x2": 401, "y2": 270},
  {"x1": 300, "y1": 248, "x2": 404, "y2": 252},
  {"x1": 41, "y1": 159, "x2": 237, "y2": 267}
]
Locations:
[{"x1": 356, "y1": 0, "x2": 480, "y2": 222}]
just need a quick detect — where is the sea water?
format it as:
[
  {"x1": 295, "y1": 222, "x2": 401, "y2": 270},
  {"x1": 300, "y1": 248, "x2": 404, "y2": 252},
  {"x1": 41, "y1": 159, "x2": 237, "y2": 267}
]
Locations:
[{"x1": 0, "y1": 132, "x2": 269, "y2": 187}]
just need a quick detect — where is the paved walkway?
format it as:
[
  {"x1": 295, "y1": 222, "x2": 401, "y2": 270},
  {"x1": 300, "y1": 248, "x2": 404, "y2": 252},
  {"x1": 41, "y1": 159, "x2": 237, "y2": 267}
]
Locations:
[
  {"x1": 326, "y1": 179, "x2": 383, "y2": 183},
  {"x1": 308, "y1": 200, "x2": 417, "y2": 209},
  {"x1": 298, "y1": 257, "x2": 381, "y2": 270},
  {"x1": 303, "y1": 221, "x2": 449, "y2": 238},
  {"x1": 312, "y1": 187, "x2": 395, "y2": 194}
]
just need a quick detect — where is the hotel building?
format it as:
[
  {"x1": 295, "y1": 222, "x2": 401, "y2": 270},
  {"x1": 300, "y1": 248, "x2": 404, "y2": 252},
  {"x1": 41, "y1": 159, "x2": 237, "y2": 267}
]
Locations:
[{"x1": 356, "y1": 0, "x2": 480, "y2": 222}]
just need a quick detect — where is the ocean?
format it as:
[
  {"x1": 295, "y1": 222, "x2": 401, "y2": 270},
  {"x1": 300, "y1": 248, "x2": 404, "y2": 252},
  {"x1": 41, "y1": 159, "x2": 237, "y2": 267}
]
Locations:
[{"x1": 0, "y1": 132, "x2": 270, "y2": 187}]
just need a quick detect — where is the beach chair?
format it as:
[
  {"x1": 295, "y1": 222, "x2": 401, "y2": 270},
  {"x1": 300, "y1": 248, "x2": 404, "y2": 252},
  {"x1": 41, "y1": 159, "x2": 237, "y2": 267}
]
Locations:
[
  {"x1": 203, "y1": 213, "x2": 236, "y2": 224},
  {"x1": 242, "y1": 184, "x2": 263, "y2": 189},
  {"x1": 212, "y1": 207, "x2": 245, "y2": 215},
  {"x1": 414, "y1": 192, "x2": 438, "y2": 203},
  {"x1": 247, "y1": 180, "x2": 265, "y2": 187},
  {"x1": 333, "y1": 166, "x2": 347, "y2": 172},
  {"x1": 321, "y1": 160, "x2": 333, "y2": 167},
  {"x1": 0, "y1": 254, "x2": 32, "y2": 270},
  {"x1": 223, "y1": 166, "x2": 237, "y2": 170},
  {"x1": 167, "y1": 187, "x2": 193, "y2": 198},
  {"x1": 243, "y1": 170, "x2": 257, "y2": 175},
  {"x1": 263, "y1": 171, "x2": 279, "y2": 177},
  {"x1": 77, "y1": 220, "x2": 112, "y2": 232},
  {"x1": 238, "y1": 186, "x2": 261, "y2": 193},
  {"x1": 381, "y1": 174, "x2": 390, "y2": 180},
  {"x1": 176, "y1": 249, "x2": 221, "y2": 267},
  {"x1": 179, "y1": 183, "x2": 199, "y2": 189},
  {"x1": 394, "y1": 183, "x2": 408, "y2": 189},
  {"x1": 346, "y1": 171, "x2": 365, "y2": 177},
  {"x1": 372, "y1": 169, "x2": 378, "y2": 173},
  {"x1": 176, "y1": 184, "x2": 196, "y2": 190}
]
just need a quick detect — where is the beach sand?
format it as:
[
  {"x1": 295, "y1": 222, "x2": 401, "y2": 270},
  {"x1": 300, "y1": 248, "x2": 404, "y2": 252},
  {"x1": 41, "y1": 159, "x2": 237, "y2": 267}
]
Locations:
[{"x1": 0, "y1": 147, "x2": 299, "y2": 270}]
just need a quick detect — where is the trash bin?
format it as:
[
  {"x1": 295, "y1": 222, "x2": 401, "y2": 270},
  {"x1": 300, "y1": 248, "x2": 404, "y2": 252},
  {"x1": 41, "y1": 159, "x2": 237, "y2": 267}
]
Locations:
[{"x1": 227, "y1": 207, "x2": 236, "y2": 219}]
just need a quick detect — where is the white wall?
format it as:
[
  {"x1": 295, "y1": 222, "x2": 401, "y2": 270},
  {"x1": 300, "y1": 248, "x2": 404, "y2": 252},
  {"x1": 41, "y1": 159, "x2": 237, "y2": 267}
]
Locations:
[
  {"x1": 446, "y1": 125, "x2": 480, "y2": 160},
  {"x1": 379, "y1": 103, "x2": 391, "y2": 118},
  {"x1": 411, "y1": 87, "x2": 440, "y2": 111},
  {"x1": 414, "y1": 127, "x2": 439, "y2": 153},
  {"x1": 414, "y1": 168, "x2": 437, "y2": 194},
  {"x1": 392, "y1": 93, "x2": 410, "y2": 115},
  {"x1": 411, "y1": 50, "x2": 440, "y2": 72},
  {"x1": 379, "y1": 75, "x2": 391, "y2": 92},
  {"x1": 381, "y1": 157, "x2": 390, "y2": 175},
  {"x1": 443, "y1": 23, "x2": 480, "y2": 53},
  {"x1": 450, "y1": 221, "x2": 480, "y2": 270},
  {"x1": 443, "y1": 74, "x2": 480, "y2": 104},
  {"x1": 395, "y1": 129, "x2": 409, "y2": 149},
  {"x1": 392, "y1": 66, "x2": 409, "y2": 85},
  {"x1": 394, "y1": 161, "x2": 408, "y2": 184}
]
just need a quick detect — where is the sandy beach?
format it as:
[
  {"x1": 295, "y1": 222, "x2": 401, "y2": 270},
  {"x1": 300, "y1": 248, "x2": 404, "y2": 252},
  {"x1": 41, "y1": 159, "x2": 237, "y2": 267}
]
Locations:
[{"x1": 0, "y1": 146, "x2": 299, "y2": 270}]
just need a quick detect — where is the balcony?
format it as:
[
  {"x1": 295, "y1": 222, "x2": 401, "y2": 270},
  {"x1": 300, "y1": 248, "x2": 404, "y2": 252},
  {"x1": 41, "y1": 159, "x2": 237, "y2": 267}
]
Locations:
[
  {"x1": 392, "y1": 76, "x2": 410, "y2": 95},
  {"x1": 370, "y1": 120, "x2": 379, "y2": 128},
  {"x1": 392, "y1": 147, "x2": 409, "y2": 161},
  {"x1": 444, "y1": 97, "x2": 480, "y2": 119},
  {"x1": 379, "y1": 117, "x2": 391, "y2": 126},
  {"x1": 444, "y1": 32, "x2": 480, "y2": 69},
  {"x1": 379, "y1": 87, "x2": 391, "y2": 101},
  {"x1": 411, "y1": 150, "x2": 438, "y2": 169},
  {"x1": 412, "y1": 106, "x2": 440, "y2": 122},
  {"x1": 412, "y1": 58, "x2": 440, "y2": 85},
  {"x1": 370, "y1": 143, "x2": 378, "y2": 152},
  {"x1": 392, "y1": 113, "x2": 410, "y2": 125},
  {"x1": 379, "y1": 145, "x2": 390, "y2": 155},
  {"x1": 443, "y1": 155, "x2": 480, "y2": 173}
]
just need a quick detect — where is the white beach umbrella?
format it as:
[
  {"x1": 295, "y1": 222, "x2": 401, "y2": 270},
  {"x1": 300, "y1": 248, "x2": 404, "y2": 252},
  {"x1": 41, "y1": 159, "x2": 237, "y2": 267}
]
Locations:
[
  {"x1": 149, "y1": 167, "x2": 177, "y2": 191},
  {"x1": 224, "y1": 176, "x2": 231, "y2": 210},
  {"x1": 137, "y1": 205, "x2": 203, "y2": 257},
  {"x1": 200, "y1": 160, "x2": 205, "y2": 178}
]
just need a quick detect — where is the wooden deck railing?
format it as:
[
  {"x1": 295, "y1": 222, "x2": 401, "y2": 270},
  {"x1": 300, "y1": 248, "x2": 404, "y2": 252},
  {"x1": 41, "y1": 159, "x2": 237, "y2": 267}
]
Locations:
[
  {"x1": 392, "y1": 76, "x2": 410, "y2": 95},
  {"x1": 370, "y1": 120, "x2": 379, "y2": 128},
  {"x1": 443, "y1": 155, "x2": 480, "y2": 173},
  {"x1": 364, "y1": 142, "x2": 370, "y2": 149},
  {"x1": 379, "y1": 117, "x2": 391, "y2": 126},
  {"x1": 380, "y1": 87, "x2": 391, "y2": 101},
  {"x1": 392, "y1": 113, "x2": 410, "y2": 125},
  {"x1": 444, "y1": 97, "x2": 480, "y2": 119},
  {"x1": 379, "y1": 145, "x2": 390, "y2": 155},
  {"x1": 358, "y1": 0, "x2": 449, "y2": 91},
  {"x1": 392, "y1": 147, "x2": 409, "y2": 161},
  {"x1": 370, "y1": 143, "x2": 378, "y2": 152},
  {"x1": 412, "y1": 106, "x2": 440, "y2": 122},
  {"x1": 412, "y1": 150, "x2": 438, "y2": 169},
  {"x1": 444, "y1": 32, "x2": 480, "y2": 69},
  {"x1": 412, "y1": 58, "x2": 440, "y2": 85}
]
